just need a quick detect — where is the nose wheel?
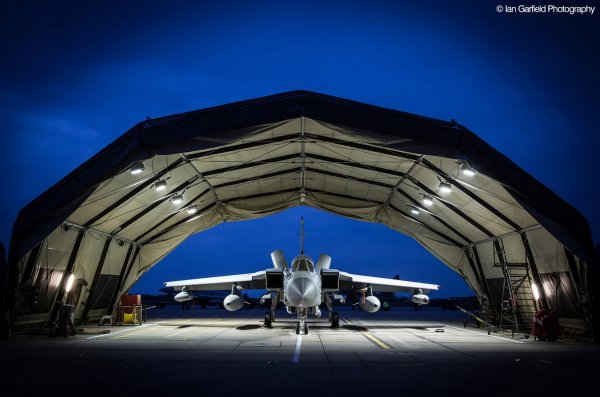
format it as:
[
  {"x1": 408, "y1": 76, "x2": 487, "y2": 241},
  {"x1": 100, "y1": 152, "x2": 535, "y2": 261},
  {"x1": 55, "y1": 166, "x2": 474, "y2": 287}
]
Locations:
[{"x1": 295, "y1": 320, "x2": 309, "y2": 335}]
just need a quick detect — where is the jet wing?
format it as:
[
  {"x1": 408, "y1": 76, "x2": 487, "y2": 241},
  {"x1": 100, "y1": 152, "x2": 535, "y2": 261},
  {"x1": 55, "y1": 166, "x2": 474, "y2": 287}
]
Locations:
[
  {"x1": 164, "y1": 271, "x2": 266, "y2": 291},
  {"x1": 338, "y1": 272, "x2": 440, "y2": 294}
]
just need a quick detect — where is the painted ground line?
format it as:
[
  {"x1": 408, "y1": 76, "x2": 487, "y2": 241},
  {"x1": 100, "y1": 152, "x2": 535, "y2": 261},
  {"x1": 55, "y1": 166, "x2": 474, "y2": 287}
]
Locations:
[
  {"x1": 362, "y1": 331, "x2": 391, "y2": 349},
  {"x1": 444, "y1": 324, "x2": 526, "y2": 344},
  {"x1": 292, "y1": 334, "x2": 303, "y2": 363},
  {"x1": 111, "y1": 324, "x2": 162, "y2": 339},
  {"x1": 86, "y1": 323, "x2": 155, "y2": 339}
]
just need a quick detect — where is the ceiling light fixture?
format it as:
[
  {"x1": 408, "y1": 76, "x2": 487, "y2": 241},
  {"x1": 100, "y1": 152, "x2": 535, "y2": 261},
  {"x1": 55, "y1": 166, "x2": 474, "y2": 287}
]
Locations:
[
  {"x1": 187, "y1": 206, "x2": 198, "y2": 214},
  {"x1": 422, "y1": 195, "x2": 434, "y2": 206},
  {"x1": 154, "y1": 180, "x2": 167, "y2": 191},
  {"x1": 439, "y1": 181, "x2": 452, "y2": 193},
  {"x1": 410, "y1": 206, "x2": 420, "y2": 215},
  {"x1": 130, "y1": 162, "x2": 144, "y2": 175},
  {"x1": 172, "y1": 194, "x2": 184, "y2": 204},
  {"x1": 461, "y1": 164, "x2": 476, "y2": 177}
]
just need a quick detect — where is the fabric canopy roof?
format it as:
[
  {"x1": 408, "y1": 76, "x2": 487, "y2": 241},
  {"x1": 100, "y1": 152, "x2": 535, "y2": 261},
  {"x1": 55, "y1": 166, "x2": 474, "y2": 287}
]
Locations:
[{"x1": 4, "y1": 91, "x2": 596, "y2": 337}]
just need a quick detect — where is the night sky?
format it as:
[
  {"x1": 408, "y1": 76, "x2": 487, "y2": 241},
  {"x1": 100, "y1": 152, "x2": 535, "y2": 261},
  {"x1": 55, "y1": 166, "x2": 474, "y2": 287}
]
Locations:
[{"x1": 1, "y1": 1, "x2": 598, "y2": 298}]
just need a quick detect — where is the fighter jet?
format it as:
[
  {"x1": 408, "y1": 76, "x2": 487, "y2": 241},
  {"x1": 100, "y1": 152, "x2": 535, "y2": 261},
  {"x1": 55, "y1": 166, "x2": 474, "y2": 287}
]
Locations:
[{"x1": 164, "y1": 218, "x2": 440, "y2": 334}]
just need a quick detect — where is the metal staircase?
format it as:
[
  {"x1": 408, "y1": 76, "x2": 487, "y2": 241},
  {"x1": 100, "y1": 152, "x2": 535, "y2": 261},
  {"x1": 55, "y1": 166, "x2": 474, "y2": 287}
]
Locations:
[{"x1": 494, "y1": 239, "x2": 536, "y2": 335}]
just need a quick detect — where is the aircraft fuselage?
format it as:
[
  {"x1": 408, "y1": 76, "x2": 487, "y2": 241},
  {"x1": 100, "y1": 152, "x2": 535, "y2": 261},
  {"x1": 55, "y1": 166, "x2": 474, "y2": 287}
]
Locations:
[{"x1": 283, "y1": 269, "x2": 321, "y2": 308}]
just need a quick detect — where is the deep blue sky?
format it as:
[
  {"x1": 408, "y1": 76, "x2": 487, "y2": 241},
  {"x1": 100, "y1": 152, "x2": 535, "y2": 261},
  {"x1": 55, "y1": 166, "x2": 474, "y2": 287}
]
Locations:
[{"x1": 1, "y1": 1, "x2": 598, "y2": 297}]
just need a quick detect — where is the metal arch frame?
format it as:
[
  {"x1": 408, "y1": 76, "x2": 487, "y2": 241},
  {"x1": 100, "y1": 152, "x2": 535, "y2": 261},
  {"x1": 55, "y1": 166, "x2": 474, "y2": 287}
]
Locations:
[
  {"x1": 419, "y1": 158, "x2": 521, "y2": 231},
  {"x1": 182, "y1": 154, "x2": 221, "y2": 206},
  {"x1": 465, "y1": 245, "x2": 491, "y2": 302},
  {"x1": 137, "y1": 162, "x2": 482, "y2": 248},
  {"x1": 303, "y1": 188, "x2": 465, "y2": 248},
  {"x1": 113, "y1": 245, "x2": 141, "y2": 310},
  {"x1": 521, "y1": 231, "x2": 548, "y2": 309},
  {"x1": 92, "y1": 137, "x2": 509, "y2": 302},
  {"x1": 140, "y1": 186, "x2": 300, "y2": 244},
  {"x1": 82, "y1": 130, "x2": 517, "y2": 253},
  {"x1": 106, "y1": 244, "x2": 137, "y2": 315},
  {"x1": 7, "y1": 242, "x2": 43, "y2": 331},
  {"x1": 302, "y1": 166, "x2": 492, "y2": 241},
  {"x1": 83, "y1": 158, "x2": 186, "y2": 229},
  {"x1": 111, "y1": 176, "x2": 199, "y2": 235},
  {"x1": 137, "y1": 159, "x2": 493, "y2": 248},
  {"x1": 80, "y1": 236, "x2": 112, "y2": 324},
  {"x1": 49, "y1": 126, "x2": 527, "y2": 322},
  {"x1": 304, "y1": 133, "x2": 520, "y2": 233},
  {"x1": 79, "y1": 133, "x2": 297, "y2": 237},
  {"x1": 48, "y1": 229, "x2": 85, "y2": 325}
]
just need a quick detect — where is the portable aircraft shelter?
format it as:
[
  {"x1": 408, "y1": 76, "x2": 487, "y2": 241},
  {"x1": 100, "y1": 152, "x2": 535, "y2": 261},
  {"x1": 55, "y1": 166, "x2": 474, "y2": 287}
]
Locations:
[{"x1": 2, "y1": 91, "x2": 597, "y2": 339}]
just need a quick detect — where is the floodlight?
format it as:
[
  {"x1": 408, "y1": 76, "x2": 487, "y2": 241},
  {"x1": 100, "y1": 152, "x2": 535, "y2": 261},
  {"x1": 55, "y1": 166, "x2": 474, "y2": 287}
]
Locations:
[
  {"x1": 439, "y1": 181, "x2": 452, "y2": 193},
  {"x1": 461, "y1": 164, "x2": 475, "y2": 177},
  {"x1": 422, "y1": 195, "x2": 434, "y2": 206},
  {"x1": 172, "y1": 194, "x2": 184, "y2": 204},
  {"x1": 130, "y1": 163, "x2": 144, "y2": 175},
  {"x1": 154, "y1": 180, "x2": 167, "y2": 191}
]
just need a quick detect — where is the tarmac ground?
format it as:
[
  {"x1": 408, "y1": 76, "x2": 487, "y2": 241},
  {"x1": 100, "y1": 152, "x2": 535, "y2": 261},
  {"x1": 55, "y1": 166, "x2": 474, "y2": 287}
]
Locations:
[{"x1": 1, "y1": 306, "x2": 598, "y2": 396}]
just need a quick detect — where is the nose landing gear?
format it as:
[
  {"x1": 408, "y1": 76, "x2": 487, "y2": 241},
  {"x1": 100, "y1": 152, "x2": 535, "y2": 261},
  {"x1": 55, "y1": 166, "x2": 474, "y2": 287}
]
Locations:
[{"x1": 295, "y1": 319, "x2": 309, "y2": 334}]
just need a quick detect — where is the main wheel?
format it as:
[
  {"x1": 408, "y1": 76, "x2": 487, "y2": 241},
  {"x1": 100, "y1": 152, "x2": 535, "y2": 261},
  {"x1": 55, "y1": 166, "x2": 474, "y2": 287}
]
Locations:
[
  {"x1": 264, "y1": 311, "x2": 272, "y2": 328},
  {"x1": 303, "y1": 323, "x2": 309, "y2": 334},
  {"x1": 331, "y1": 312, "x2": 339, "y2": 328},
  {"x1": 295, "y1": 322, "x2": 301, "y2": 334}
]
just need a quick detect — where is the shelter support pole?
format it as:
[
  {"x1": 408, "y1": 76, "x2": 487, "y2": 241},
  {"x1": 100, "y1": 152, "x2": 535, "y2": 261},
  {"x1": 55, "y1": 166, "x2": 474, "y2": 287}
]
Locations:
[
  {"x1": 466, "y1": 245, "x2": 491, "y2": 301},
  {"x1": 563, "y1": 247, "x2": 585, "y2": 295},
  {"x1": 563, "y1": 247, "x2": 596, "y2": 340},
  {"x1": 18, "y1": 242, "x2": 42, "y2": 289},
  {"x1": 107, "y1": 245, "x2": 135, "y2": 315},
  {"x1": 520, "y1": 232, "x2": 548, "y2": 310},
  {"x1": 118, "y1": 246, "x2": 141, "y2": 297},
  {"x1": 3, "y1": 242, "x2": 42, "y2": 337},
  {"x1": 471, "y1": 244, "x2": 494, "y2": 319},
  {"x1": 471, "y1": 244, "x2": 495, "y2": 320},
  {"x1": 79, "y1": 237, "x2": 112, "y2": 324},
  {"x1": 49, "y1": 229, "x2": 84, "y2": 326}
]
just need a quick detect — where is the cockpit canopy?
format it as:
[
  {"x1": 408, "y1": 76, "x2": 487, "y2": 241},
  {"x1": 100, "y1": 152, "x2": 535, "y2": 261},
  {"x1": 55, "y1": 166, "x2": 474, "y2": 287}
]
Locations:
[{"x1": 291, "y1": 256, "x2": 315, "y2": 272}]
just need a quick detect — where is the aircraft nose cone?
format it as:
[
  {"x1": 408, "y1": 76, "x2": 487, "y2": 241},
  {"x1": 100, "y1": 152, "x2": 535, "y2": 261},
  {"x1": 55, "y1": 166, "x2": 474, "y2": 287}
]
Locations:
[{"x1": 287, "y1": 276, "x2": 318, "y2": 307}]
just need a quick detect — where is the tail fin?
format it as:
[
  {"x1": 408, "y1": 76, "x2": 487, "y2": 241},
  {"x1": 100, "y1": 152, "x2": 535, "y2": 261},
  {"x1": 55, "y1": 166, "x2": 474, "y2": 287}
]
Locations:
[
  {"x1": 271, "y1": 250, "x2": 288, "y2": 269},
  {"x1": 300, "y1": 216, "x2": 304, "y2": 255}
]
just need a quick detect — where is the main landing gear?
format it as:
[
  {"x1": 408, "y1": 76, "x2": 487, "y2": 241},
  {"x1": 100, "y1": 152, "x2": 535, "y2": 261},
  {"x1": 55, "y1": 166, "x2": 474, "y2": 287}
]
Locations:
[
  {"x1": 330, "y1": 311, "x2": 339, "y2": 328},
  {"x1": 264, "y1": 311, "x2": 273, "y2": 328}
]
